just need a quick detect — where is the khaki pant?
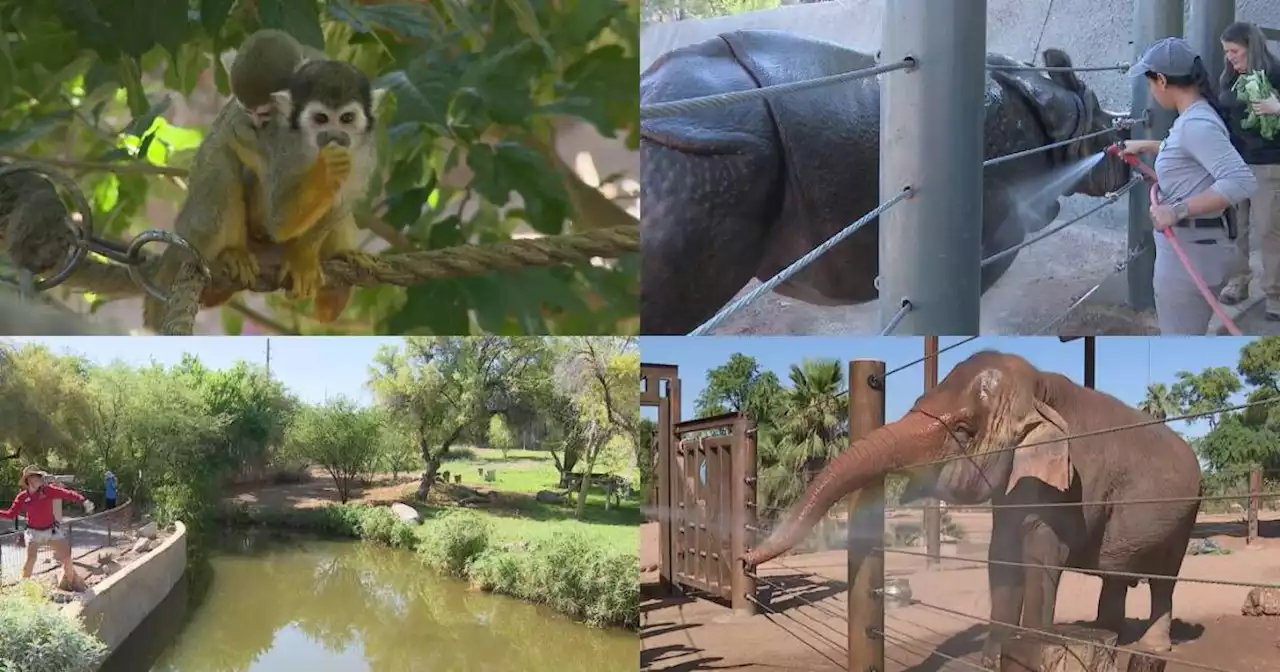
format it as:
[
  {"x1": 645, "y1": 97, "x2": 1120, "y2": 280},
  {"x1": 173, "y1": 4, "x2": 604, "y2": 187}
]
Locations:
[
  {"x1": 1155, "y1": 226, "x2": 1233, "y2": 334},
  {"x1": 1225, "y1": 164, "x2": 1280, "y2": 312}
]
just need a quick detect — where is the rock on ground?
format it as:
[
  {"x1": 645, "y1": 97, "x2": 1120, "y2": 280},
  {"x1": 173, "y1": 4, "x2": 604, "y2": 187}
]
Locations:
[
  {"x1": 1241, "y1": 587, "x2": 1280, "y2": 616},
  {"x1": 390, "y1": 502, "x2": 420, "y2": 524}
]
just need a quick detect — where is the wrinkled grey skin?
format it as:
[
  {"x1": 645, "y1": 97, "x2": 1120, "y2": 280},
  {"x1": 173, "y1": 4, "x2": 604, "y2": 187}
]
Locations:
[{"x1": 641, "y1": 30, "x2": 1133, "y2": 334}]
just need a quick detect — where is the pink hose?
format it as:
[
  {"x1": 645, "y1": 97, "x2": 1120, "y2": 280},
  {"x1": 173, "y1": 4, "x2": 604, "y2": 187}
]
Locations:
[{"x1": 1117, "y1": 147, "x2": 1243, "y2": 335}]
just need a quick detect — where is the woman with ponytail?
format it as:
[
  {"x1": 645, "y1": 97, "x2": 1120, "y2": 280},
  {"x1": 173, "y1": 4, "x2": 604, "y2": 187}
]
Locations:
[
  {"x1": 1119, "y1": 36, "x2": 1257, "y2": 334},
  {"x1": 1217, "y1": 21, "x2": 1280, "y2": 317}
]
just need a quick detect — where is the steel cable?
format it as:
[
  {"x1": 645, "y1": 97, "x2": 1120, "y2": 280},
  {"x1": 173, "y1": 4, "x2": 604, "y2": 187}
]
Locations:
[
  {"x1": 878, "y1": 546, "x2": 1280, "y2": 591},
  {"x1": 986, "y1": 63, "x2": 1131, "y2": 73},
  {"x1": 745, "y1": 594, "x2": 849, "y2": 666},
  {"x1": 883, "y1": 337, "x2": 981, "y2": 379},
  {"x1": 688, "y1": 187, "x2": 915, "y2": 335},
  {"x1": 905, "y1": 396, "x2": 1280, "y2": 473},
  {"x1": 640, "y1": 58, "x2": 916, "y2": 120},
  {"x1": 908, "y1": 599, "x2": 1239, "y2": 672},
  {"x1": 892, "y1": 490, "x2": 1280, "y2": 512},
  {"x1": 982, "y1": 126, "x2": 1125, "y2": 168},
  {"x1": 880, "y1": 298, "x2": 913, "y2": 335}
]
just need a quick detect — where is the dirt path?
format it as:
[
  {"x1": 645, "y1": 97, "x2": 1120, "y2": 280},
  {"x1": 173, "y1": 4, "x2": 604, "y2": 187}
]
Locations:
[{"x1": 642, "y1": 512, "x2": 1280, "y2": 671}]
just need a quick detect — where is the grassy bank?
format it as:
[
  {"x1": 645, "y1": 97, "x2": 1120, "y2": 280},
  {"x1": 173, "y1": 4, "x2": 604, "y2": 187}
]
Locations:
[{"x1": 223, "y1": 503, "x2": 638, "y2": 629}]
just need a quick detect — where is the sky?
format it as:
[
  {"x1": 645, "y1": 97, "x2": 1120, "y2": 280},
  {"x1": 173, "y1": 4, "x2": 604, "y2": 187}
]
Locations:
[
  {"x1": 5, "y1": 337, "x2": 403, "y2": 406},
  {"x1": 639, "y1": 336, "x2": 1260, "y2": 440}
]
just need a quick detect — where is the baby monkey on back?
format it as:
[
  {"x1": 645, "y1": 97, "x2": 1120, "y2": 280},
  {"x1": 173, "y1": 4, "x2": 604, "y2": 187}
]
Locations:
[{"x1": 142, "y1": 30, "x2": 383, "y2": 331}]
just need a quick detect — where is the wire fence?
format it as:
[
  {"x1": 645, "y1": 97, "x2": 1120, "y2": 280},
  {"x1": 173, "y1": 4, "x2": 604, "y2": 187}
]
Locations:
[
  {"x1": 646, "y1": 354, "x2": 1280, "y2": 672},
  {"x1": 642, "y1": 27, "x2": 1163, "y2": 336},
  {"x1": 0, "y1": 496, "x2": 137, "y2": 586}
]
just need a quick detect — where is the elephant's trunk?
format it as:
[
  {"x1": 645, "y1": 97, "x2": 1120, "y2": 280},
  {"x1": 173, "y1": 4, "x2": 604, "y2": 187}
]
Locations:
[{"x1": 743, "y1": 411, "x2": 949, "y2": 568}]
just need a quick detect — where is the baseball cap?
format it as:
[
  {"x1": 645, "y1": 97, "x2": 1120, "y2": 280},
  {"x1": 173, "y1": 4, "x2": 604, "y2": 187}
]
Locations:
[{"x1": 1127, "y1": 37, "x2": 1201, "y2": 78}]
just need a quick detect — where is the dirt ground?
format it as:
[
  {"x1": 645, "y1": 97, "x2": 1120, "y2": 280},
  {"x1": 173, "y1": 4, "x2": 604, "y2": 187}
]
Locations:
[
  {"x1": 641, "y1": 510, "x2": 1280, "y2": 671},
  {"x1": 224, "y1": 468, "x2": 426, "y2": 510}
]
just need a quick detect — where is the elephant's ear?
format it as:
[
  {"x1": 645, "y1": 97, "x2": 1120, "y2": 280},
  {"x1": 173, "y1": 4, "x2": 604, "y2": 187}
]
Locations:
[
  {"x1": 990, "y1": 48, "x2": 1084, "y2": 143},
  {"x1": 1006, "y1": 401, "x2": 1072, "y2": 495}
]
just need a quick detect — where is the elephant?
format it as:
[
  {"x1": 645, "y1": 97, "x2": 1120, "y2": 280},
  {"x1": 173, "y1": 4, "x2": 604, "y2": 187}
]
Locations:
[
  {"x1": 740, "y1": 351, "x2": 1202, "y2": 666},
  {"x1": 640, "y1": 30, "x2": 1135, "y2": 334}
]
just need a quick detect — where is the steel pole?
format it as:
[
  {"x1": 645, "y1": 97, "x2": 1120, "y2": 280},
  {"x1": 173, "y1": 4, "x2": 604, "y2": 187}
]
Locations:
[
  {"x1": 1187, "y1": 0, "x2": 1234, "y2": 85},
  {"x1": 848, "y1": 360, "x2": 886, "y2": 672},
  {"x1": 923, "y1": 337, "x2": 941, "y2": 568},
  {"x1": 1128, "y1": 0, "x2": 1185, "y2": 310},
  {"x1": 879, "y1": 0, "x2": 987, "y2": 334}
]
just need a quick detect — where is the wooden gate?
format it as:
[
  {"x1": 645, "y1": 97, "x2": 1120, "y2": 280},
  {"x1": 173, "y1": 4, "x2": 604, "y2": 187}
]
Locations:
[{"x1": 642, "y1": 363, "x2": 758, "y2": 615}]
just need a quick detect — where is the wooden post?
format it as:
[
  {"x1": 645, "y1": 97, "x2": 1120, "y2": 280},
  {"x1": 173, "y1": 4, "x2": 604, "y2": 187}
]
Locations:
[
  {"x1": 731, "y1": 414, "x2": 759, "y2": 617},
  {"x1": 1126, "y1": 653, "x2": 1168, "y2": 672},
  {"x1": 848, "y1": 360, "x2": 886, "y2": 672},
  {"x1": 1248, "y1": 467, "x2": 1261, "y2": 546},
  {"x1": 923, "y1": 336, "x2": 941, "y2": 569}
]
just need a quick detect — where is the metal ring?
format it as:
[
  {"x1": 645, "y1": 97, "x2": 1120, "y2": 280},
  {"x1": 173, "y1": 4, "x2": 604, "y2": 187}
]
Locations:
[
  {"x1": 125, "y1": 229, "x2": 212, "y2": 302},
  {"x1": 0, "y1": 162, "x2": 92, "y2": 292}
]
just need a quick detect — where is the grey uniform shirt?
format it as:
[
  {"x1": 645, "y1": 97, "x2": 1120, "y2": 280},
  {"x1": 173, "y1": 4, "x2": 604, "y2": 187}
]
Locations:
[{"x1": 1153, "y1": 99, "x2": 1257, "y2": 217}]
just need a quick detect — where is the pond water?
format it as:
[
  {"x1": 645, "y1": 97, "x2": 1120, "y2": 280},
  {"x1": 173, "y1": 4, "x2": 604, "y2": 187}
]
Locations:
[{"x1": 101, "y1": 530, "x2": 638, "y2": 672}]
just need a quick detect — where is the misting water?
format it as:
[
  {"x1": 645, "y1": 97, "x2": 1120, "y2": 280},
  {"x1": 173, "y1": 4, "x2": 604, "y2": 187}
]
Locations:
[{"x1": 1005, "y1": 151, "x2": 1107, "y2": 231}]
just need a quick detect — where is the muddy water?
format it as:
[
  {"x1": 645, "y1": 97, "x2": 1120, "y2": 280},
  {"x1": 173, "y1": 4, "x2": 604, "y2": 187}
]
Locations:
[{"x1": 101, "y1": 530, "x2": 637, "y2": 672}]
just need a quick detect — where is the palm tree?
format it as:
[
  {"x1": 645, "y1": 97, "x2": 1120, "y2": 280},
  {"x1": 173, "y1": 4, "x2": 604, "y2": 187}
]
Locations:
[
  {"x1": 1139, "y1": 383, "x2": 1179, "y2": 421},
  {"x1": 757, "y1": 358, "x2": 847, "y2": 549}
]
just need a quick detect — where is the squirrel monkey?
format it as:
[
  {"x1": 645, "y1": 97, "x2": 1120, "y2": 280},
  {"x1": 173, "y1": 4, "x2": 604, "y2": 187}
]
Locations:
[
  {"x1": 141, "y1": 29, "x2": 321, "y2": 332},
  {"x1": 249, "y1": 59, "x2": 386, "y2": 322}
]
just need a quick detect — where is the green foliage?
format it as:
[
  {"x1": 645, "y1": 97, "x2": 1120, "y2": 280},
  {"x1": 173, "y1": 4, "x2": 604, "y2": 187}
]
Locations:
[
  {"x1": 285, "y1": 396, "x2": 383, "y2": 503},
  {"x1": 642, "y1": 0, "x2": 782, "y2": 22},
  {"x1": 470, "y1": 532, "x2": 639, "y2": 628},
  {"x1": 0, "y1": 582, "x2": 107, "y2": 672},
  {"x1": 417, "y1": 509, "x2": 493, "y2": 576},
  {"x1": 1233, "y1": 70, "x2": 1280, "y2": 140},
  {"x1": 488, "y1": 413, "x2": 515, "y2": 459},
  {"x1": 354, "y1": 505, "x2": 418, "y2": 548},
  {"x1": 0, "y1": 0, "x2": 639, "y2": 334}
]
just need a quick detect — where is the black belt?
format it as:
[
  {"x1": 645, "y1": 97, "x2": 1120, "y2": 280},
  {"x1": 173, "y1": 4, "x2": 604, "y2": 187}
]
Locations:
[{"x1": 1175, "y1": 215, "x2": 1237, "y2": 240}]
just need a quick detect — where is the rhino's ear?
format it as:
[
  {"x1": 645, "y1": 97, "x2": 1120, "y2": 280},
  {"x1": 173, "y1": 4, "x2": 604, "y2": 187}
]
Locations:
[
  {"x1": 1042, "y1": 48, "x2": 1086, "y2": 94},
  {"x1": 991, "y1": 55, "x2": 1082, "y2": 143}
]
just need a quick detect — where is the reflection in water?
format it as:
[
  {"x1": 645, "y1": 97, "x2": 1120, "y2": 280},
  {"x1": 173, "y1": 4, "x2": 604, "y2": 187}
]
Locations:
[{"x1": 107, "y1": 530, "x2": 638, "y2": 672}]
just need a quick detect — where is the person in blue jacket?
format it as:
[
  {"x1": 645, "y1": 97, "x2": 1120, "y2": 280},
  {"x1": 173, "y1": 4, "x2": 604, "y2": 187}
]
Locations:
[{"x1": 104, "y1": 470, "x2": 117, "y2": 510}]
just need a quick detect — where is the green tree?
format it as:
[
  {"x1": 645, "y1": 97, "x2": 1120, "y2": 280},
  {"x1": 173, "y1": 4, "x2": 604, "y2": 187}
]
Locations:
[
  {"x1": 1139, "y1": 382, "x2": 1179, "y2": 421},
  {"x1": 488, "y1": 414, "x2": 515, "y2": 459},
  {"x1": 0, "y1": 0, "x2": 638, "y2": 335},
  {"x1": 1172, "y1": 367, "x2": 1241, "y2": 428},
  {"x1": 368, "y1": 337, "x2": 553, "y2": 499},
  {"x1": 694, "y1": 353, "x2": 784, "y2": 421},
  {"x1": 286, "y1": 397, "x2": 381, "y2": 503},
  {"x1": 557, "y1": 337, "x2": 638, "y2": 519}
]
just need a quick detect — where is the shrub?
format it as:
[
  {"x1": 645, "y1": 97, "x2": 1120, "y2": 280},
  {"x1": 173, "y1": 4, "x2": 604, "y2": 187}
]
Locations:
[
  {"x1": 355, "y1": 506, "x2": 417, "y2": 548},
  {"x1": 417, "y1": 510, "x2": 491, "y2": 576},
  {"x1": 0, "y1": 583, "x2": 107, "y2": 672}
]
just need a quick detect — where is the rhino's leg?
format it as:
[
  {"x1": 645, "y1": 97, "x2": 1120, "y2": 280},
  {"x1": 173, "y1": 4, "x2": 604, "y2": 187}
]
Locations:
[{"x1": 640, "y1": 40, "x2": 784, "y2": 335}]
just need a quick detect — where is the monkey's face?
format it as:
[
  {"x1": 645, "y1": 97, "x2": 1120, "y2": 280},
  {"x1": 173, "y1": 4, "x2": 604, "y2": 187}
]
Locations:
[
  {"x1": 296, "y1": 100, "x2": 368, "y2": 149},
  {"x1": 272, "y1": 60, "x2": 380, "y2": 151}
]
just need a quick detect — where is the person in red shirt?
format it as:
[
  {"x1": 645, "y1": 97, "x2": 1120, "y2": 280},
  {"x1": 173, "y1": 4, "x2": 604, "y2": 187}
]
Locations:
[{"x1": 0, "y1": 466, "x2": 94, "y2": 585}]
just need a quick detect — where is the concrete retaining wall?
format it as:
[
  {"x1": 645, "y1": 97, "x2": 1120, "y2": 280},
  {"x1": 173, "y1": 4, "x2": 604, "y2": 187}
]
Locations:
[{"x1": 63, "y1": 521, "x2": 187, "y2": 666}]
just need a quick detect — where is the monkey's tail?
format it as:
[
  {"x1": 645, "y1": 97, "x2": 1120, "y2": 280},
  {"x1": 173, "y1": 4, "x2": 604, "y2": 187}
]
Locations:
[{"x1": 140, "y1": 249, "x2": 181, "y2": 332}]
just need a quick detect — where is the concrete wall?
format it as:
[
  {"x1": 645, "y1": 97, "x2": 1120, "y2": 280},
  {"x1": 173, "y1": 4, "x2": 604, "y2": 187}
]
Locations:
[
  {"x1": 640, "y1": 0, "x2": 1280, "y2": 230},
  {"x1": 63, "y1": 521, "x2": 187, "y2": 664}
]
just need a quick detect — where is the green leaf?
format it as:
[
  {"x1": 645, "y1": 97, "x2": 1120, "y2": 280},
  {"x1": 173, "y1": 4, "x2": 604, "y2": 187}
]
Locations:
[
  {"x1": 220, "y1": 306, "x2": 245, "y2": 336},
  {"x1": 384, "y1": 186, "x2": 431, "y2": 230},
  {"x1": 149, "y1": 0, "x2": 189, "y2": 62},
  {"x1": 259, "y1": 0, "x2": 325, "y2": 50},
  {"x1": 122, "y1": 95, "x2": 171, "y2": 137},
  {"x1": 93, "y1": 0, "x2": 158, "y2": 59},
  {"x1": 390, "y1": 282, "x2": 471, "y2": 334},
  {"x1": 0, "y1": 111, "x2": 73, "y2": 151},
  {"x1": 543, "y1": 44, "x2": 637, "y2": 138},
  {"x1": 117, "y1": 56, "x2": 149, "y2": 118},
  {"x1": 425, "y1": 214, "x2": 467, "y2": 249},
  {"x1": 326, "y1": 0, "x2": 440, "y2": 41},
  {"x1": 52, "y1": 0, "x2": 120, "y2": 60},
  {"x1": 200, "y1": 0, "x2": 237, "y2": 36},
  {"x1": 466, "y1": 141, "x2": 569, "y2": 234},
  {"x1": 464, "y1": 40, "x2": 543, "y2": 126}
]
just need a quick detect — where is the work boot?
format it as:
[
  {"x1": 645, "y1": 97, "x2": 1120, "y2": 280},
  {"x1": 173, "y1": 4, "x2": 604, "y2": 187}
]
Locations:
[
  {"x1": 1220, "y1": 275, "x2": 1250, "y2": 305},
  {"x1": 1267, "y1": 298, "x2": 1280, "y2": 322}
]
